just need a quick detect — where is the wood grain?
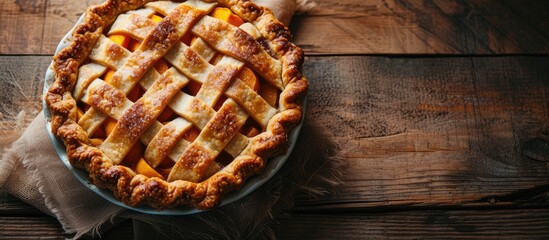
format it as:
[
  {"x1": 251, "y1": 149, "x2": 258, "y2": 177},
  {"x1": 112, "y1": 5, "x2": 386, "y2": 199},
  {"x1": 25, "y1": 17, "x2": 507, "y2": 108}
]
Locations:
[
  {"x1": 292, "y1": 0, "x2": 549, "y2": 54},
  {"x1": 3, "y1": 1, "x2": 549, "y2": 238},
  {"x1": 0, "y1": 215, "x2": 134, "y2": 239},
  {"x1": 294, "y1": 56, "x2": 549, "y2": 210},
  {"x1": 0, "y1": 0, "x2": 47, "y2": 54},
  {"x1": 0, "y1": 192, "x2": 43, "y2": 216},
  {"x1": 0, "y1": 216, "x2": 66, "y2": 239},
  {"x1": 4, "y1": 208, "x2": 549, "y2": 239},
  {"x1": 1, "y1": 0, "x2": 549, "y2": 54},
  {"x1": 2, "y1": 55, "x2": 548, "y2": 212},
  {"x1": 273, "y1": 209, "x2": 549, "y2": 239}
]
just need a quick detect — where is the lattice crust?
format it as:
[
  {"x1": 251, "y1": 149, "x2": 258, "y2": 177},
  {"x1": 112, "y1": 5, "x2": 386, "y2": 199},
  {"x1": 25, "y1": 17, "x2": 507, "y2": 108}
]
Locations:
[{"x1": 45, "y1": 0, "x2": 308, "y2": 210}]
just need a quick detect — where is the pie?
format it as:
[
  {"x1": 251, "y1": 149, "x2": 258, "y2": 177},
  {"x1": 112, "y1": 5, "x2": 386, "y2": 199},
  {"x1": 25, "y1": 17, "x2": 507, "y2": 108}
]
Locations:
[{"x1": 44, "y1": 0, "x2": 307, "y2": 209}]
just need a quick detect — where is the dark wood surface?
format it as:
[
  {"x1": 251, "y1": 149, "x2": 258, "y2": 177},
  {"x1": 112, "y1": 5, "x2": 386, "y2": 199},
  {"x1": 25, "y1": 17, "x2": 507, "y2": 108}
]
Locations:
[
  {"x1": 2, "y1": 0, "x2": 549, "y2": 239},
  {"x1": 273, "y1": 209, "x2": 549, "y2": 239},
  {"x1": 2, "y1": 0, "x2": 549, "y2": 55}
]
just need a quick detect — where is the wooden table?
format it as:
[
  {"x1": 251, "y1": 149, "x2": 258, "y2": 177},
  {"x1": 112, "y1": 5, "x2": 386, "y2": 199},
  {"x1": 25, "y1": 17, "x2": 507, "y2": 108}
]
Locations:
[{"x1": 2, "y1": 0, "x2": 549, "y2": 238}]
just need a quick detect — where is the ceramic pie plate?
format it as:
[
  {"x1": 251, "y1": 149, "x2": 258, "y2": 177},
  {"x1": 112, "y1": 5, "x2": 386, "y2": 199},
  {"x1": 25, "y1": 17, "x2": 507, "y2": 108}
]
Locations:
[{"x1": 43, "y1": 13, "x2": 305, "y2": 215}]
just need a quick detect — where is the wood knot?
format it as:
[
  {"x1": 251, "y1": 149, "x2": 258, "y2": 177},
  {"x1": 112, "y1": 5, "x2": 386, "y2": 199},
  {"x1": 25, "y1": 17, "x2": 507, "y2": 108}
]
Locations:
[{"x1": 522, "y1": 138, "x2": 549, "y2": 162}]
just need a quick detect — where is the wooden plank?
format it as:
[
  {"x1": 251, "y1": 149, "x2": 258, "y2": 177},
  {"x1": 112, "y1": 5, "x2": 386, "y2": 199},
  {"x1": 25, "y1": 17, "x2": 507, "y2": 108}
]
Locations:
[
  {"x1": 2, "y1": 54, "x2": 549, "y2": 240},
  {"x1": 272, "y1": 209, "x2": 549, "y2": 239},
  {"x1": 3, "y1": 208, "x2": 549, "y2": 239},
  {"x1": 2, "y1": 0, "x2": 549, "y2": 54},
  {"x1": 0, "y1": 216, "x2": 66, "y2": 239},
  {"x1": 0, "y1": 216, "x2": 133, "y2": 239},
  {"x1": 0, "y1": 192, "x2": 44, "y2": 216},
  {"x1": 2, "y1": 56, "x2": 549, "y2": 211},
  {"x1": 293, "y1": 56, "x2": 549, "y2": 210},
  {"x1": 0, "y1": 0, "x2": 47, "y2": 54},
  {"x1": 1, "y1": 191, "x2": 134, "y2": 239},
  {"x1": 41, "y1": 0, "x2": 103, "y2": 55},
  {"x1": 292, "y1": 0, "x2": 549, "y2": 54}
]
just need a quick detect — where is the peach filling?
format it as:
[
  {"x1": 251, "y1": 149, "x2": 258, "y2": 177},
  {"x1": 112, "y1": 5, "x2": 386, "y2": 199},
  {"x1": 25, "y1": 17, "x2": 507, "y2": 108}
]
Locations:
[{"x1": 76, "y1": 8, "x2": 280, "y2": 180}]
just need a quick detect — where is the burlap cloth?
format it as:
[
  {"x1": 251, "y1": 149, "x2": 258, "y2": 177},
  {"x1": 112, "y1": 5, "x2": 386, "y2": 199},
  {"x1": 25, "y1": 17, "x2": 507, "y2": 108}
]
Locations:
[{"x1": 0, "y1": 1, "x2": 344, "y2": 239}]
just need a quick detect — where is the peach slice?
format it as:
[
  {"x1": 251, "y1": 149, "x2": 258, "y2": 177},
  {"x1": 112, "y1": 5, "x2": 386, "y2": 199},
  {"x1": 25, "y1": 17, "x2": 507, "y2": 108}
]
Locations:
[
  {"x1": 90, "y1": 138, "x2": 104, "y2": 147},
  {"x1": 109, "y1": 34, "x2": 131, "y2": 49},
  {"x1": 109, "y1": 33, "x2": 139, "y2": 52},
  {"x1": 182, "y1": 127, "x2": 200, "y2": 142},
  {"x1": 237, "y1": 67, "x2": 259, "y2": 92},
  {"x1": 259, "y1": 83, "x2": 278, "y2": 107},
  {"x1": 103, "y1": 69, "x2": 115, "y2": 82},
  {"x1": 150, "y1": 14, "x2": 163, "y2": 23},
  {"x1": 211, "y1": 7, "x2": 244, "y2": 26},
  {"x1": 136, "y1": 158, "x2": 163, "y2": 179},
  {"x1": 77, "y1": 108, "x2": 84, "y2": 121}
]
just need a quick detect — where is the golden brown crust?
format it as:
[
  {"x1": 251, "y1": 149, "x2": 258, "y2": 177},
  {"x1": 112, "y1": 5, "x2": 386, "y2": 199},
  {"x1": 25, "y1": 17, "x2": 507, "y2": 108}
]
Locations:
[{"x1": 46, "y1": 0, "x2": 308, "y2": 210}]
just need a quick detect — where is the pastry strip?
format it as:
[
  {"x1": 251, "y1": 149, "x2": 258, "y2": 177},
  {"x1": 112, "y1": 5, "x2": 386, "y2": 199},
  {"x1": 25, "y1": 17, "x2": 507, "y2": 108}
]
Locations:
[
  {"x1": 81, "y1": 36, "x2": 249, "y2": 160},
  {"x1": 73, "y1": 63, "x2": 107, "y2": 100},
  {"x1": 238, "y1": 23, "x2": 262, "y2": 39},
  {"x1": 79, "y1": 72, "x2": 161, "y2": 137},
  {"x1": 80, "y1": 79, "x2": 166, "y2": 145},
  {"x1": 81, "y1": 80, "x2": 133, "y2": 120},
  {"x1": 168, "y1": 99, "x2": 248, "y2": 182},
  {"x1": 168, "y1": 91, "x2": 249, "y2": 158},
  {"x1": 195, "y1": 56, "x2": 244, "y2": 106},
  {"x1": 144, "y1": 1, "x2": 181, "y2": 16},
  {"x1": 169, "y1": 93, "x2": 214, "y2": 130},
  {"x1": 192, "y1": 16, "x2": 283, "y2": 90},
  {"x1": 106, "y1": 10, "x2": 259, "y2": 134},
  {"x1": 225, "y1": 78, "x2": 277, "y2": 129},
  {"x1": 164, "y1": 42, "x2": 214, "y2": 83},
  {"x1": 127, "y1": 8, "x2": 156, "y2": 18},
  {"x1": 89, "y1": 35, "x2": 131, "y2": 70},
  {"x1": 79, "y1": 2, "x2": 259, "y2": 167},
  {"x1": 108, "y1": 10, "x2": 217, "y2": 62},
  {"x1": 98, "y1": 68, "x2": 190, "y2": 164},
  {"x1": 145, "y1": 117, "x2": 193, "y2": 167},
  {"x1": 108, "y1": 13, "x2": 157, "y2": 40},
  {"x1": 79, "y1": 1, "x2": 215, "y2": 139}
]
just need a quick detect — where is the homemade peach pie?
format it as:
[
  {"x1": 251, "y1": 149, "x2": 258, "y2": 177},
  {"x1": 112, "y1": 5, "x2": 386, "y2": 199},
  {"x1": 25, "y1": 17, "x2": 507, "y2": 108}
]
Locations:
[{"x1": 45, "y1": 0, "x2": 307, "y2": 209}]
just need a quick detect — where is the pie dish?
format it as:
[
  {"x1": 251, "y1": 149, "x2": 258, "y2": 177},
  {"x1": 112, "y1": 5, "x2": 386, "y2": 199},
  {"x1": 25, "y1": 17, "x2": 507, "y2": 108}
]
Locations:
[{"x1": 44, "y1": 0, "x2": 307, "y2": 210}]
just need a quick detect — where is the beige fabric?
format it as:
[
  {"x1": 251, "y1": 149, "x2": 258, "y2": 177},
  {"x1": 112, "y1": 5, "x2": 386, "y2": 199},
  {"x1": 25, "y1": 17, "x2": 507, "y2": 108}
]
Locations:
[
  {"x1": 0, "y1": 111, "x2": 343, "y2": 239},
  {"x1": 0, "y1": 1, "x2": 341, "y2": 239},
  {"x1": 1, "y1": 114, "x2": 124, "y2": 237},
  {"x1": 252, "y1": 0, "x2": 295, "y2": 26}
]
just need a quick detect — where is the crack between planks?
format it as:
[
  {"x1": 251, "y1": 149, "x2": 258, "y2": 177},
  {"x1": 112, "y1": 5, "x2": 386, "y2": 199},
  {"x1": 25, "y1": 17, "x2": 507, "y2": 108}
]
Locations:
[
  {"x1": 291, "y1": 183, "x2": 549, "y2": 215},
  {"x1": 39, "y1": 0, "x2": 49, "y2": 54},
  {"x1": 290, "y1": 201, "x2": 549, "y2": 215}
]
